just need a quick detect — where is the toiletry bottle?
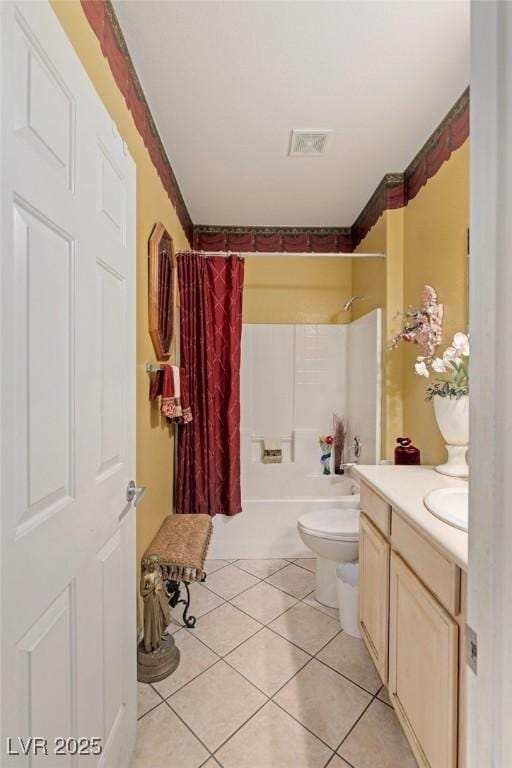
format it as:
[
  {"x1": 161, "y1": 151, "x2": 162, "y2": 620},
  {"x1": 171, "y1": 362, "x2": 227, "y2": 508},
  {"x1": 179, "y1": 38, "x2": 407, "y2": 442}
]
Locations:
[{"x1": 394, "y1": 437, "x2": 421, "y2": 465}]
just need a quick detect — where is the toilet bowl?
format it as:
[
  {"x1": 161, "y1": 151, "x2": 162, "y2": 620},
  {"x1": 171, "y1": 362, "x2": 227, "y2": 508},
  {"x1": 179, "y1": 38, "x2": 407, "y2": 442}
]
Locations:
[{"x1": 298, "y1": 502, "x2": 360, "y2": 608}]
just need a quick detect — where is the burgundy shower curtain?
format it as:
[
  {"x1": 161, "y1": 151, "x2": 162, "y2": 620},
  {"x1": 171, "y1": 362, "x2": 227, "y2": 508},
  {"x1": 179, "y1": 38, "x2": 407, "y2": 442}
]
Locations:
[{"x1": 176, "y1": 252, "x2": 245, "y2": 516}]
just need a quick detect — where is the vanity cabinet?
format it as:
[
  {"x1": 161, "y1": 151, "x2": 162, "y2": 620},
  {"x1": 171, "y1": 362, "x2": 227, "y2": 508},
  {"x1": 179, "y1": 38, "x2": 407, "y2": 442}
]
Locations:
[
  {"x1": 389, "y1": 552, "x2": 458, "y2": 768},
  {"x1": 359, "y1": 514, "x2": 389, "y2": 682},
  {"x1": 358, "y1": 479, "x2": 466, "y2": 768}
]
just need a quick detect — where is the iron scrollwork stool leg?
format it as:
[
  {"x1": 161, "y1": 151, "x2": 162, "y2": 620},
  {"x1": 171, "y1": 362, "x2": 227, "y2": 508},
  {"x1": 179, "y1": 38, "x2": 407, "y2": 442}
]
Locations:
[{"x1": 165, "y1": 579, "x2": 197, "y2": 629}]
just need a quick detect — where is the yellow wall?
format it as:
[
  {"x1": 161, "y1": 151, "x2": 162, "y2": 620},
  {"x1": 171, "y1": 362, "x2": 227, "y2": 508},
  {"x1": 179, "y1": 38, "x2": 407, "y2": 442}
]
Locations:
[
  {"x1": 384, "y1": 208, "x2": 405, "y2": 460},
  {"x1": 353, "y1": 142, "x2": 469, "y2": 463},
  {"x1": 354, "y1": 211, "x2": 404, "y2": 458},
  {"x1": 243, "y1": 256, "x2": 353, "y2": 324},
  {"x1": 51, "y1": 3, "x2": 189, "y2": 581},
  {"x1": 352, "y1": 217, "x2": 386, "y2": 322},
  {"x1": 403, "y1": 142, "x2": 469, "y2": 464}
]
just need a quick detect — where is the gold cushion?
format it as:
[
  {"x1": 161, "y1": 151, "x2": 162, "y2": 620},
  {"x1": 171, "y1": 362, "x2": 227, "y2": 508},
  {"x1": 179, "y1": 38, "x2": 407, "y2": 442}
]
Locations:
[{"x1": 142, "y1": 514, "x2": 213, "y2": 583}]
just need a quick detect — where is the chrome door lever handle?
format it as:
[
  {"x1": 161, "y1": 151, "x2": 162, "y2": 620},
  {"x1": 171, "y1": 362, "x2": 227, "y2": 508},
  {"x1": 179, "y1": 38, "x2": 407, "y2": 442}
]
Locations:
[{"x1": 126, "y1": 480, "x2": 147, "y2": 506}]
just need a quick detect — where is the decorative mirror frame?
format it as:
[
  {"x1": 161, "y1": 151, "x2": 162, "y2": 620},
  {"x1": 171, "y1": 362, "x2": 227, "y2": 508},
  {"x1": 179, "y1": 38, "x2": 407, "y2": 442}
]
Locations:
[{"x1": 148, "y1": 222, "x2": 177, "y2": 360}]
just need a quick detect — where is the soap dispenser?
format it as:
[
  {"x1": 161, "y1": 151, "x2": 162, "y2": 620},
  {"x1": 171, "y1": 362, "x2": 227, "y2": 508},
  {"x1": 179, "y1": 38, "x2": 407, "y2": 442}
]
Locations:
[{"x1": 394, "y1": 437, "x2": 421, "y2": 465}]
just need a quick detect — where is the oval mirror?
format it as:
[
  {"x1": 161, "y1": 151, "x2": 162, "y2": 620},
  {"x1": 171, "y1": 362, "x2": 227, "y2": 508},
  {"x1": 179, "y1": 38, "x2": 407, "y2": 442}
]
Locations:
[{"x1": 148, "y1": 222, "x2": 177, "y2": 360}]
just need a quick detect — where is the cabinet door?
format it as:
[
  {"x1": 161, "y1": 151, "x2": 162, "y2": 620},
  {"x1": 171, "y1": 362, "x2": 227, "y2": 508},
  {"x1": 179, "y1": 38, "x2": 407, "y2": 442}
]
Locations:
[
  {"x1": 389, "y1": 553, "x2": 458, "y2": 768},
  {"x1": 359, "y1": 513, "x2": 390, "y2": 682}
]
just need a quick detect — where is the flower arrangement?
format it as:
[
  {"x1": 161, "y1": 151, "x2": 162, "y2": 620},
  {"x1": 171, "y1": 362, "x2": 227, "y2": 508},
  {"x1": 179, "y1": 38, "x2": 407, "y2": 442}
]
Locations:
[
  {"x1": 319, "y1": 434, "x2": 333, "y2": 475},
  {"x1": 391, "y1": 285, "x2": 443, "y2": 359},
  {"x1": 415, "y1": 332, "x2": 469, "y2": 401}
]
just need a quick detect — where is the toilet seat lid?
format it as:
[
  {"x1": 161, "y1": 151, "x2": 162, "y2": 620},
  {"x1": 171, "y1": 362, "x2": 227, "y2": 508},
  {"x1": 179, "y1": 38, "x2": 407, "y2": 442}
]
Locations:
[{"x1": 298, "y1": 507, "x2": 360, "y2": 541}]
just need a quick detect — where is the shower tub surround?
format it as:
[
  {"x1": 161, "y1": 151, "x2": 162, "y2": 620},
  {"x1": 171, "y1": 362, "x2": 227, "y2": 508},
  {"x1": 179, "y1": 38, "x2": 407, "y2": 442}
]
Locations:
[
  {"x1": 213, "y1": 484, "x2": 360, "y2": 560},
  {"x1": 210, "y1": 311, "x2": 381, "y2": 559}
]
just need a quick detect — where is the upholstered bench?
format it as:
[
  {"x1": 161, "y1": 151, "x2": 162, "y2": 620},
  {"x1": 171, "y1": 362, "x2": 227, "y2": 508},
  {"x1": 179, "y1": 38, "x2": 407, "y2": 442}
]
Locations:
[{"x1": 142, "y1": 514, "x2": 213, "y2": 629}]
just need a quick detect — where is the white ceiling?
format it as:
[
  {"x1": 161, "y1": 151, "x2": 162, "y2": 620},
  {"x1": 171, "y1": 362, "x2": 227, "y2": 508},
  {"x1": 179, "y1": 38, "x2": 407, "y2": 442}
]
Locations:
[{"x1": 114, "y1": 0, "x2": 469, "y2": 227}]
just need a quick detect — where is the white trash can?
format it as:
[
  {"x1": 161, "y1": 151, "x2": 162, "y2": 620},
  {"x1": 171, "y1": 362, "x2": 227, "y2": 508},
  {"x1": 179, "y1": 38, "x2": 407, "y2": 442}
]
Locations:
[{"x1": 336, "y1": 563, "x2": 361, "y2": 638}]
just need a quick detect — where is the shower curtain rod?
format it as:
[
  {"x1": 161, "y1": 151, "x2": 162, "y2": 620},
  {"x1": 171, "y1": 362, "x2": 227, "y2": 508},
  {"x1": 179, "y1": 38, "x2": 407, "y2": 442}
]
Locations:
[{"x1": 177, "y1": 250, "x2": 385, "y2": 259}]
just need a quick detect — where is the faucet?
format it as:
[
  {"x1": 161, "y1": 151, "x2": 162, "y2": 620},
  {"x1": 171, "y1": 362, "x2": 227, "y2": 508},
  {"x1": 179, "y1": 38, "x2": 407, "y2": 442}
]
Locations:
[
  {"x1": 337, "y1": 436, "x2": 362, "y2": 474},
  {"x1": 342, "y1": 296, "x2": 368, "y2": 311}
]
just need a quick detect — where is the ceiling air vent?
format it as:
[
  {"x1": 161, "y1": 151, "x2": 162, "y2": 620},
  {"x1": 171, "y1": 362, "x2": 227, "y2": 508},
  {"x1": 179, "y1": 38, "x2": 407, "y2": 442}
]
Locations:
[{"x1": 289, "y1": 129, "x2": 332, "y2": 156}]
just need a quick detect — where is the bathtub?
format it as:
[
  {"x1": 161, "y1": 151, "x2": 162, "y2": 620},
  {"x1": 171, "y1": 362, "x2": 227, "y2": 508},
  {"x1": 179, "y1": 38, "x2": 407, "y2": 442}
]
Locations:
[{"x1": 210, "y1": 477, "x2": 360, "y2": 560}]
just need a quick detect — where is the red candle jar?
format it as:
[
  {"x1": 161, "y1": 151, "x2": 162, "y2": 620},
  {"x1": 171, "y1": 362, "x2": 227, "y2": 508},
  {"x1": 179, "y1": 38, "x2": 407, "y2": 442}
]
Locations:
[{"x1": 394, "y1": 437, "x2": 421, "y2": 465}]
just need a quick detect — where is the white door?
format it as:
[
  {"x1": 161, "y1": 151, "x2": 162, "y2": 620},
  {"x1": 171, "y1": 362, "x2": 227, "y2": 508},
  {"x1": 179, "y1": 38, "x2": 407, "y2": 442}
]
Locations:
[
  {"x1": 0, "y1": 2, "x2": 137, "y2": 766},
  {"x1": 469, "y1": 2, "x2": 512, "y2": 766}
]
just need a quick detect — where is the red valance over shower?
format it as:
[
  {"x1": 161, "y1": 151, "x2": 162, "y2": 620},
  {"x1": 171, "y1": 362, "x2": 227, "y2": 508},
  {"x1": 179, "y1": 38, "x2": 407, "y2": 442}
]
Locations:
[{"x1": 176, "y1": 252, "x2": 244, "y2": 516}]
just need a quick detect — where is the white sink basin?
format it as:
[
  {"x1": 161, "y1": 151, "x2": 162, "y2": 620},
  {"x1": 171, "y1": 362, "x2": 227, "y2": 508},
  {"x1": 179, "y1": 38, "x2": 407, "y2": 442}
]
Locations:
[{"x1": 423, "y1": 487, "x2": 469, "y2": 531}]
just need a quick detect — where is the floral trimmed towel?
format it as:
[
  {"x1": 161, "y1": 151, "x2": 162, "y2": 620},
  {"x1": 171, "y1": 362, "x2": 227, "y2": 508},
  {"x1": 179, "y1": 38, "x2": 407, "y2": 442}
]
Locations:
[{"x1": 149, "y1": 364, "x2": 193, "y2": 424}]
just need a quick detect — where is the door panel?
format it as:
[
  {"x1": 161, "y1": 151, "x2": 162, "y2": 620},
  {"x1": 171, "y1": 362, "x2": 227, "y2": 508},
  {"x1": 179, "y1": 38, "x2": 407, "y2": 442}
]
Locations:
[
  {"x1": 13, "y1": 201, "x2": 76, "y2": 536},
  {"x1": 97, "y1": 142, "x2": 126, "y2": 242},
  {"x1": 12, "y1": 8, "x2": 76, "y2": 191},
  {"x1": 17, "y1": 585, "x2": 76, "y2": 765},
  {"x1": 96, "y1": 262, "x2": 125, "y2": 479},
  {"x1": 97, "y1": 531, "x2": 124, "y2": 742},
  {"x1": 17, "y1": 586, "x2": 75, "y2": 767},
  {"x1": 389, "y1": 552, "x2": 458, "y2": 768},
  {"x1": 358, "y1": 512, "x2": 390, "y2": 682},
  {"x1": 1, "y1": 3, "x2": 136, "y2": 766}
]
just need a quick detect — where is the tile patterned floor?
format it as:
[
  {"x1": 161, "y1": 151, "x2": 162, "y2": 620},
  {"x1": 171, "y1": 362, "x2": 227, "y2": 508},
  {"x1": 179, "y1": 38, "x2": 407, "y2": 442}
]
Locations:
[{"x1": 132, "y1": 558, "x2": 418, "y2": 768}]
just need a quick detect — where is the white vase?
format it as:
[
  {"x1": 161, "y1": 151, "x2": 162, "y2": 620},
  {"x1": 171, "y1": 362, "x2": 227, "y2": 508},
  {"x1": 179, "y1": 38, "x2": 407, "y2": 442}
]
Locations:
[{"x1": 433, "y1": 395, "x2": 469, "y2": 477}]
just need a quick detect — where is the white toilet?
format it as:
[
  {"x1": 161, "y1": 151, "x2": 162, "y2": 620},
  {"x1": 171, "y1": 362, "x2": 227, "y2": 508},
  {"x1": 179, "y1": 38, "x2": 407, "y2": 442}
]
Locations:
[{"x1": 297, "y1": 500, "x2": 360, "y2": 608}]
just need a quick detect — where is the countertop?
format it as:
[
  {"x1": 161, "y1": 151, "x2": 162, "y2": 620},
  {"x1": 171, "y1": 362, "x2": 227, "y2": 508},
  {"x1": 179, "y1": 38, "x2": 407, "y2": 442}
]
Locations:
[{"x1": 352, "y1": 465, "x2": 468, "y2": 570}]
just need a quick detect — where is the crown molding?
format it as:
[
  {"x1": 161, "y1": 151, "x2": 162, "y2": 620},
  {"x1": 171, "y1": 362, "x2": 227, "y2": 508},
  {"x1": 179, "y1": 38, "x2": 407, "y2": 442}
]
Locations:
[
  {"x1": 193, "y1": 225, "x2": 353, "y2": 254},
  {"x1": 351, "y1": 173, "x2": 406, "y2": 248},
  {"x1": 406, "y1": 86, "x2": 469, "y2": 197},
  {"x1": 351, "y1": 87, "x2": 469, "y2": 248}
]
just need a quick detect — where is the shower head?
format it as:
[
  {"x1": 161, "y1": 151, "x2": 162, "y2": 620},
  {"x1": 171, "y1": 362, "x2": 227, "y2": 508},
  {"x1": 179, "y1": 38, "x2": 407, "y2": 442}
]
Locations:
[{"x1": 342, "y1": 295, "x2": 367, "y2": 311}]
